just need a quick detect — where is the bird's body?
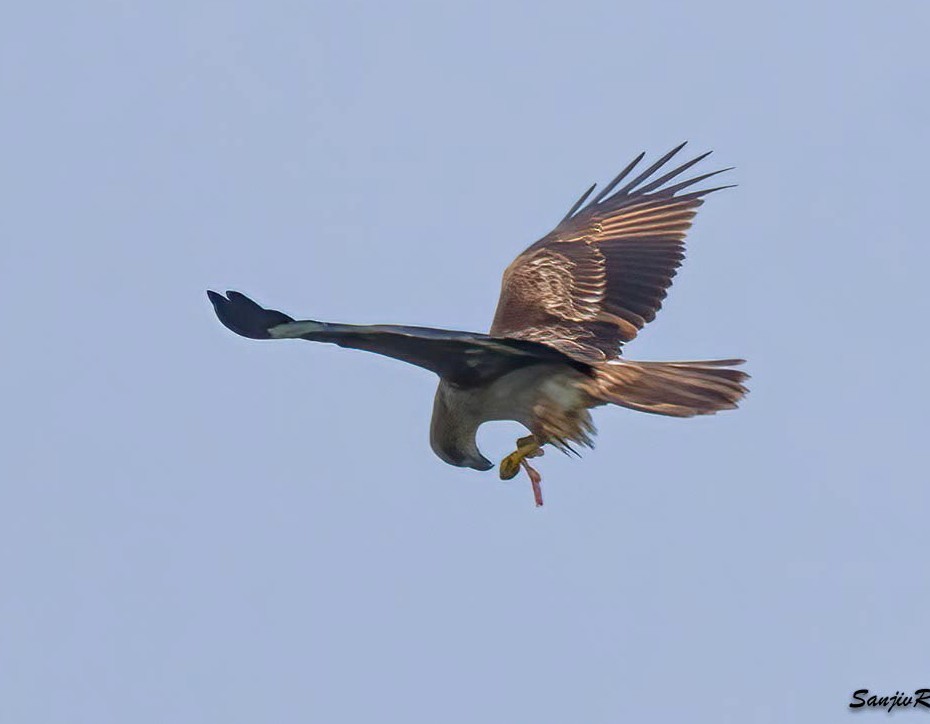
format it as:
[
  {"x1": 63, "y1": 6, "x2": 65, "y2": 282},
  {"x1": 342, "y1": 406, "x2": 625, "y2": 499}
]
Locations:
[
  {"x1": 208, "y1": 144, "x2": 749, "y2": 505},
  {"x1": 430, "y1": 363, "x2": 593, "y2": 470}
]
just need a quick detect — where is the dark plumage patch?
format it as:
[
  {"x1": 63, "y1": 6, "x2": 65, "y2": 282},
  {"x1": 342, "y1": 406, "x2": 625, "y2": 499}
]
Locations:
[
  {"x1": 207, "y1": 290, "x2": 294, "y2": 339},
  {"x1": 207, "y1": 291, "x2": 591, "y2": 387}
]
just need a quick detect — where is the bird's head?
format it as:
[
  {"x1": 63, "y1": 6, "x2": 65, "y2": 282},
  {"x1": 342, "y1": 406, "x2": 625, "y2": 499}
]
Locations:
[
  {"x1": 434, "y1": 445, "x2": 494, "y2": 472},
  {"x1": 430, "y1": 382, "x2": 494, "y2": 472}
]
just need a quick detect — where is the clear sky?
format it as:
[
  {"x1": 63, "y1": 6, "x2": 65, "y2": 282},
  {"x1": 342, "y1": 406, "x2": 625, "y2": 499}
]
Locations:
[{"x1": 2, "y1": 2, "x2": 928, "y2": 723}]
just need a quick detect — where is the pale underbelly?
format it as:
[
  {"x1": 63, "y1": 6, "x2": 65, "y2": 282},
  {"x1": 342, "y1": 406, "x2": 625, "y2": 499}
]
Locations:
[{"x1": 477, "y1": 364, "x2": 594, "y2": 439}]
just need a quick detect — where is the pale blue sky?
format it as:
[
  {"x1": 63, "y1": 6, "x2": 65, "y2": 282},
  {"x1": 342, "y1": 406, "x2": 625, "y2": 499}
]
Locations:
[{"x1": 2, "y1": 2, "x2": 928, "y2": 723}]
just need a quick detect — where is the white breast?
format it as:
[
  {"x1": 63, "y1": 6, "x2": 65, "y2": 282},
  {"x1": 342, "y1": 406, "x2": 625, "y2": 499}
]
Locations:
[
  {"x1": 430, "y1": 363, "x2": 592, "y2": 467},
  {"x1": 471, "y1": 364, "x2": 589, "y2": 427}
]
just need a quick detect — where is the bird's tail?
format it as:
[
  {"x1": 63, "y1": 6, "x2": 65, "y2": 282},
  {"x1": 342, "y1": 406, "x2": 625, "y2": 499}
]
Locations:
[{"x1": 586, "y1": 358, "x2": 749, "y2": 417}]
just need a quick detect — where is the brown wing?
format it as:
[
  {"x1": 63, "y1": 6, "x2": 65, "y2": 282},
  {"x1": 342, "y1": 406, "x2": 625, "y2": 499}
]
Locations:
[{"x1": 490, "y1": 144, "x2": 733, "y2": 363}]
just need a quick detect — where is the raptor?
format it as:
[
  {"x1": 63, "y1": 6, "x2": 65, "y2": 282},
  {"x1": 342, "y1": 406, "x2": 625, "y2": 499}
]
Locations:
[{"x1": 208, "y1": 144, "x2": 748, "y2": 505}]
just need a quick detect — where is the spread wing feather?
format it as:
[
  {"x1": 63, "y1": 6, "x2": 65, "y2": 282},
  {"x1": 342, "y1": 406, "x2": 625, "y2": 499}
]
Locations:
[
  {"x1": 207, "y1": 290, "x2": 589, "y2": 388},
  {"x1": 490, "y1": 144, "x2": 733, "y2": 363}
]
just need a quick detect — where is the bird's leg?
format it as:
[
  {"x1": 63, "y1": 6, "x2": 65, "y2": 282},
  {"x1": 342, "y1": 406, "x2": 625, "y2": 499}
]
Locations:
[
  {"x1": 500, "y1": 435, "x2": 547, "y2": 506},
  {"x1": 499, "y1": 435, "x2": 544, "y2": 481}
]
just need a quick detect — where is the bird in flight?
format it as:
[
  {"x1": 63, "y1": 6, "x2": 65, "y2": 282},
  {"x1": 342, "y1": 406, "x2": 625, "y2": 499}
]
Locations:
[{"x1": 208, "y1": 144, "x2": 748, "y2": 506}]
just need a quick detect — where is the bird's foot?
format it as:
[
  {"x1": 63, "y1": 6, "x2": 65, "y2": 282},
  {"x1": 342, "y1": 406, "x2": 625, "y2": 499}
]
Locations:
[
  {"x1": 499, "y1": 436, "x2": 546, "y2": 506},
  {"x1": 499, "y1": 436, "x2": 544, "y2": 480}
]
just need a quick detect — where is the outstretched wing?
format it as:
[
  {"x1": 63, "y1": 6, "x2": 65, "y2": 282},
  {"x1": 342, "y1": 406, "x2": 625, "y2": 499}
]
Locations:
[
  {"x1": 208, "y1": 290, "x2": 587, "y2": 387},
  {"x1": 490, "y1": 144, "x2": 733, "y2": 363}
]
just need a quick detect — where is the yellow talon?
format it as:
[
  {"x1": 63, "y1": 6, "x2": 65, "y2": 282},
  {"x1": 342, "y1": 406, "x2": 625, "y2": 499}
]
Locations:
[
  {"x1": 499, "y1": 450, "x2": 524, "y2": 480},
  {"x1": 499, "y1": 435, "x2": 544, "y2": 480}
]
